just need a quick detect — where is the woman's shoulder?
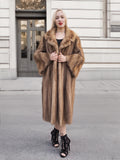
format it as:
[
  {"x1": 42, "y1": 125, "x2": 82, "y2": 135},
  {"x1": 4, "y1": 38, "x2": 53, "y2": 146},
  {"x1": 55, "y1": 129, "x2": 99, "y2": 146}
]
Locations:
[
  {"x1": 68, "y1": 28, "x2": 76, "y2": 35},
  {"x1": 70, "y1": 28, "x2": 82, "y2": 42},
  {"x1": 42, "y1": 29, "x2": 55, "y2": 41},
  {"x1": 70, "y1": 29, "x2": 80, "y2": 40},
  {"x1": 67, "y1": 28, "x2": 80, "y2": 42}
]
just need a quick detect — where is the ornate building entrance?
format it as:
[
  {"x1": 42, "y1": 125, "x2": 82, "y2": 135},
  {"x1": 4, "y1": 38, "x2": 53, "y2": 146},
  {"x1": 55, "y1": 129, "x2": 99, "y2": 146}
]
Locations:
[{"x1": 16, "y1": 0, "x2": 46, "y2": 76}]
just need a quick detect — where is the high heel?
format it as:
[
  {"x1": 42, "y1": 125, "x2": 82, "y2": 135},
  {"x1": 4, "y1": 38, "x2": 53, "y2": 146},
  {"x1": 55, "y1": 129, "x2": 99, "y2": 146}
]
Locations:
[
  {"x1": 60, "y1": 134, "x2": 71, "y2": 158},
  {"x1": 51, "y1": 128, "x2": 59, "y2": 148}
]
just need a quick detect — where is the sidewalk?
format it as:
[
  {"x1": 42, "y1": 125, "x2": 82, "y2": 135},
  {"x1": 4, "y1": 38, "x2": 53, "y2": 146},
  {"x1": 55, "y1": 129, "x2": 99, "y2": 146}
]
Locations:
[
  {"x1": 0, "y1": 78, "x2": 120, "y2": 160},
  {"x1": 0, "y1": 78, "x2": 120, "y2": 93}
]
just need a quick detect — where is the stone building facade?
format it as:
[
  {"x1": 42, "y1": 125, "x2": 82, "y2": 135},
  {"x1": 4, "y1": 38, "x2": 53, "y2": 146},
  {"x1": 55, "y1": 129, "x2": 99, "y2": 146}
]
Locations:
[{"x1": 0, "y1": 0, "x2": 120, "y2": 80}]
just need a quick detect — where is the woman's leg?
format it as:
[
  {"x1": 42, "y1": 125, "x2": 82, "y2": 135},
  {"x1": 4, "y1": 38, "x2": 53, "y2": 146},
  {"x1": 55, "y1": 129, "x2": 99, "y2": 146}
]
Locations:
[
  {"x1": 59, "y1": 124, "x2": 66, "y2": 136},
  {"x1": 54, "y1": 122, "x2": 60, "y2": 131},
  {"x1": 54, "y1": 123, "x2": 66, "y2": 136},
  {"x1": 53, "y1": 123, "x2": 70, "y2": 157},
  {"x1": 59, "y1": 124, "x2": 71, "y2": 157}
]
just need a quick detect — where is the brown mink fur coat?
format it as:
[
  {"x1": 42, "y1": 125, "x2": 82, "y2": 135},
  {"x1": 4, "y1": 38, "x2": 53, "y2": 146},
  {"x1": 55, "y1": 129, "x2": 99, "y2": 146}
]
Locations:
[{"x1": 33, "y1": 27, "x2": 85, "y2": 126}]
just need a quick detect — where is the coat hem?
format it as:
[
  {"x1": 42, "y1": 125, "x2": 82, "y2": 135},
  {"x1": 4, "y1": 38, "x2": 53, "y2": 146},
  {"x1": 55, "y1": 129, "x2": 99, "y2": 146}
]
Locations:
[{"x1": 42, "y1": 117, "x2": 73, "y2": 126}]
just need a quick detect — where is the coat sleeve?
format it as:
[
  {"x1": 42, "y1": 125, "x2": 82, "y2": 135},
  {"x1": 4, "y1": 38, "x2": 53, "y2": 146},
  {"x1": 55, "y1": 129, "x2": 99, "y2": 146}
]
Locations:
[
  {"x1": 33, "y1": 34, "x2": 51, "y2": 76},
  {"x1": 66, "y1": 36, "x2": 85, "y2": 78}
]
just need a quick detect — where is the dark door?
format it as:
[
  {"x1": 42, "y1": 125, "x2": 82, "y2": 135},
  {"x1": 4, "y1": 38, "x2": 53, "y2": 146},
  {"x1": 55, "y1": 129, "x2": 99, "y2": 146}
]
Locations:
[{"x1": 17, "y1": 19, "x2": 45, "y2": 77}]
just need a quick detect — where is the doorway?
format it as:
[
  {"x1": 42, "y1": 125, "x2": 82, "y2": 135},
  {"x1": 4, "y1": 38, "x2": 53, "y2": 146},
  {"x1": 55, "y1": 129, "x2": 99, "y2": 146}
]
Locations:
[{"x1": 17, "y1": 19, "x2": 45, "y2": 76}]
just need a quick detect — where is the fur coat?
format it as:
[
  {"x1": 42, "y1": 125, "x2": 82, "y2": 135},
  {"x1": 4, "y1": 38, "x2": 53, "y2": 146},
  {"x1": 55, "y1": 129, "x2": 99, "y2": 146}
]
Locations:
[{"x1": 33, "y1": 27, "x2": 85, "y2": 126}]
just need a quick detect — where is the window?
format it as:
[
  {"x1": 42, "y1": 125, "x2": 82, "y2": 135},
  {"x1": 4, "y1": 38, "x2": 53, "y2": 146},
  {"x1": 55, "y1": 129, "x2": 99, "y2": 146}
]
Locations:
[{"x1": 109, "y1": 0, "x2": 120, "y2": 37}]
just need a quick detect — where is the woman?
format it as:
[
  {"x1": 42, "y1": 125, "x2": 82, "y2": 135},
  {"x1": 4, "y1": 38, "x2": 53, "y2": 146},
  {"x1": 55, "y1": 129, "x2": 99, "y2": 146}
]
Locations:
[{"x1": 33, "y1": 9, "x2": 85, "y2": 158}]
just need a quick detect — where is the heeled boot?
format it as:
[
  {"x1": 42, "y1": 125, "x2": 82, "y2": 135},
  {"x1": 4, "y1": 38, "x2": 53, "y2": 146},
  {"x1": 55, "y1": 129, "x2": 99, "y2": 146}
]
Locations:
[
  {"x1": 51, "y1": 128, "x2": 59, "y2": 148},
  {"x1": 60, "y1": 134, "x2": 71, "y2": 158}
]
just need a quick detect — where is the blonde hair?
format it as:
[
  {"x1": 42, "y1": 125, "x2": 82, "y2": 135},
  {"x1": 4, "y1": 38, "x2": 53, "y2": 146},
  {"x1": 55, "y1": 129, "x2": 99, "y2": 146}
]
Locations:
[{"x1": 51, "y1": 9, "x2": 68, "y2": 32}]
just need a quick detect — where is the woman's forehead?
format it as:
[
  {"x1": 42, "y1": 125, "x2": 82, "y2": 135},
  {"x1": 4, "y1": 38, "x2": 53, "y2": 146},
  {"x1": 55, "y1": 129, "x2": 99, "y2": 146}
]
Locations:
[{"x1": 56, "y1": 11, "x2": 64, "y2": 17}]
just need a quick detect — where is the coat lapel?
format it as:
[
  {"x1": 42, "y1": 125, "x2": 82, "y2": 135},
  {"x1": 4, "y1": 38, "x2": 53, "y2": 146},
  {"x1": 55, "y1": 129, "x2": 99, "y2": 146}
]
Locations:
[{"x1": 44, "y1": 27, "x2": 76, "y2": 52}]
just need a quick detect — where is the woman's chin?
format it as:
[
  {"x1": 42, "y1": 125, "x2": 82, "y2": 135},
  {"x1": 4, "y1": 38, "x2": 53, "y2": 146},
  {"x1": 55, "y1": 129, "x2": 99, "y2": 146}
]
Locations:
[{"x1": 57, "y1": 25, "x2": 65, "y2": 28}]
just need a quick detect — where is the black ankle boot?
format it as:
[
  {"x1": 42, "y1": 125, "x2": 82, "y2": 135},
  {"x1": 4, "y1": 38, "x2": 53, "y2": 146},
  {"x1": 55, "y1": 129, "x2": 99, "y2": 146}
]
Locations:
[
  {"x1": 51, "y1": 128, "x2": 59, "y2": 148},
  {"x1": 60, "y1": 134, "x2": 71, "y2": 158}
]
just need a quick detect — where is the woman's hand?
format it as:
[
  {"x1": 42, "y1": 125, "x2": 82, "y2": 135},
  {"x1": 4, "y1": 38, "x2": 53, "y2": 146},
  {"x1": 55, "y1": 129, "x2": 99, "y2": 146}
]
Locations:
[
  {"x1": 49, "y1": 51, "x2": 58, "y2": 61},
  {"x1": 58, "y1": 52, "x2": 67, "y2": 62}
]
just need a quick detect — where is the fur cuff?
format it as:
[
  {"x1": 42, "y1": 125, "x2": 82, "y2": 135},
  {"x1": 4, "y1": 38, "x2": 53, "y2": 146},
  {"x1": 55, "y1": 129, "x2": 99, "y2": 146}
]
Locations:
[{"x1": 66, "y1": 54, "x2": 85, "y2": 78}]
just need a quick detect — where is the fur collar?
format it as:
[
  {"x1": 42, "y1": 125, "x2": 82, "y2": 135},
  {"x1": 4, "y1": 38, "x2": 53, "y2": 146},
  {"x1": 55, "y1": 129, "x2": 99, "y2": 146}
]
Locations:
[{"x1": 44, "y1": 27, "x2": 77, "y2": 52}]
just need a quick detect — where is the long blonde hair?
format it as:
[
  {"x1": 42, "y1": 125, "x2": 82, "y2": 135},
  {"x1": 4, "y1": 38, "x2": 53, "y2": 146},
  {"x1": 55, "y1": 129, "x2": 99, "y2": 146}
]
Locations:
[{"x1": 51, "y1": 9, "x2": 68, "y2": 32}]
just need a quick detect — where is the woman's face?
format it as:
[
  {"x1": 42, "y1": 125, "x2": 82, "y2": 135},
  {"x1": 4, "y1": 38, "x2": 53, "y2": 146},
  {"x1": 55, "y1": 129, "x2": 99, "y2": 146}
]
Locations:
[{"x1": 55, "y1": 11, "x2": 65, "y2": 28}]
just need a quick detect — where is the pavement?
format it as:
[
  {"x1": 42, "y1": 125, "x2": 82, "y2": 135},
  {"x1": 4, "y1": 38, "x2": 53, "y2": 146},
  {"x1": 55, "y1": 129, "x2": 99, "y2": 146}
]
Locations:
[
  {"x1": 0, "y1": 78, "x2": 120, "y2": 93},
  {"x1": 0, "y1": 78, "x2": 120, "y2": 160}
]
